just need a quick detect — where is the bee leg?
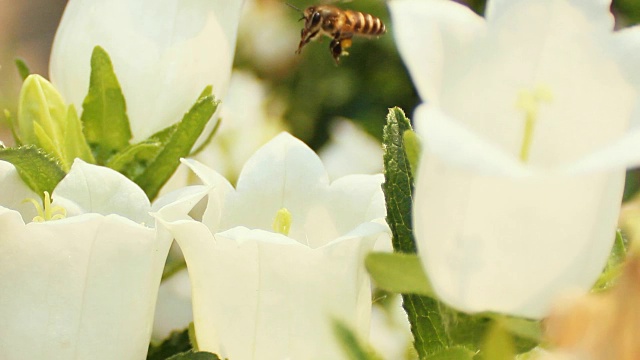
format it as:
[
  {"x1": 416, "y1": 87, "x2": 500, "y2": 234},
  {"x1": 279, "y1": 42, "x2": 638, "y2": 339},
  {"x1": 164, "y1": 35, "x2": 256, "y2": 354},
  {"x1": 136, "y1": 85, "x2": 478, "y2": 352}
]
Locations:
[
  {"x1": 329, "y1": 37, "x2": 353, "y2": 64},
  {"x1": 297, "y1": 29, "x2": 320, "y2": 54},
  {"x1": 329, "y1": 39, "x2": 343, "y2": 64}
]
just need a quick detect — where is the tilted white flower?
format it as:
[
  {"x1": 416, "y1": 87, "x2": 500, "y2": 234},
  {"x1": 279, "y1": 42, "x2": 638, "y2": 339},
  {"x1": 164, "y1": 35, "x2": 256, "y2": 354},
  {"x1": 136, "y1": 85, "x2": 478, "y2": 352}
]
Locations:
[
  {"x1": 390, "y1": 0, "x2": 640, "y2": 318},
  {"x1": 49, "y1": 0, "x2": 245, "y2": 142},
  {"x1": 0, "y1": 159, "x2": 184, "y2": 359},
  {"x1": 154, "y1": 132, "x2": 389, "y2": 359}
]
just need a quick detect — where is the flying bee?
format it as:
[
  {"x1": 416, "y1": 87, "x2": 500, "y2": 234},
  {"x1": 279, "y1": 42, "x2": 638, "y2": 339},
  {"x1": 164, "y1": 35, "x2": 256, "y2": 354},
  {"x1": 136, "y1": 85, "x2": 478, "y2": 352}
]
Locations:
[{"x1": 287, "y1": 3, "x2": 386, "y2": 64}]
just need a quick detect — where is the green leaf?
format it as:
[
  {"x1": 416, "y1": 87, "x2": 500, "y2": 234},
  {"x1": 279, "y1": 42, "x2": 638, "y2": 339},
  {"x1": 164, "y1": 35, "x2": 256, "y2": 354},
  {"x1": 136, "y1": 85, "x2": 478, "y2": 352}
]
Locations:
[
  {"x1": 166, "y1": 351, "x2": 222, "y2": 360},
  {"x1": 0, "y1": 146, "x2": 66, "y2": 197},
  {"x1": 478, "y1": 321, "x2": 516, "y2": 360},
  {"x1": 105, "y1": 140, "x2": 161, "y2": 173},
  {"x1": 15, "y1": 58, "x2": 31, "y2": 81},
  {"x1": 133, "y1": 93, "x2": 218, "y2": 201},
  {"x1": 188, "y1": 322, "x2": 200, "y2": 352},
  {"x1": 333, "y1": 319, "x2": 384, "y2": 360},
  {"x1": 424, "y1": 346, "x2": 475, "y2": 360},
  {"x1": 189, "y1": 117, "x2": 222, "y2": 157},
  {"x1": 403, "y1": 129, "x2": 421, "y2": 178},
  {"x1": 383, "y1": 107, "x2": 448, "y2": 358},
  {"x1": 147, "y1": 329, "x2": 192, "y2": 360},
  {"x1": 365, "y1": 252, "x2": 434, "y2": 297},
  {"x1": 593, "y1": 230, "x2": 627, "y2": 291},
  {"x1": 81, "y1": 46, "x2": 132, "y2": 163},
  {"x1": 383, "y1": 107, "x2": 417, "y2": 253},
  {"x1": 499, "y1": 317, "x2": 542, "y2": 344},
  {"x1": 63, "y1": 105, "x2": 96, "y2": 165}
]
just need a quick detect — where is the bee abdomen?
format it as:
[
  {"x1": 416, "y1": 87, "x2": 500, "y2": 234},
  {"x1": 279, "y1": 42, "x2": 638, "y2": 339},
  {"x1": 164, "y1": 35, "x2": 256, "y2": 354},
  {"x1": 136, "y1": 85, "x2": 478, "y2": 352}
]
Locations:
[{"x1": 346, "y1": 10, "x2": 386, "y2": 36}]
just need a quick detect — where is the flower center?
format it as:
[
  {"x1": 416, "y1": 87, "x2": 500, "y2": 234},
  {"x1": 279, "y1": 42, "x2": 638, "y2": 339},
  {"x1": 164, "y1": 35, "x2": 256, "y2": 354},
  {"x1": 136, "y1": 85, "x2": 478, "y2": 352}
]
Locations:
[
  {"x1": 272, "y1": 208, "x2": 292, "y2": 236},
  {"x1": 516, "y1": 85, "x2": 553, "y2": 162},
  {"x1": 24, "y1": 191, "x2": 67, "y2": 222}
]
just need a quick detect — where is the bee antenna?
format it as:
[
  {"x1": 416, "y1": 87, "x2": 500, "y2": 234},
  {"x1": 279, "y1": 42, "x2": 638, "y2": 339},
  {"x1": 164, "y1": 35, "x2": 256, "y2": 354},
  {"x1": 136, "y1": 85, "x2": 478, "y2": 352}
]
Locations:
[{"x1": 285, "y1": 3, "x2": 303, "y2": 14}]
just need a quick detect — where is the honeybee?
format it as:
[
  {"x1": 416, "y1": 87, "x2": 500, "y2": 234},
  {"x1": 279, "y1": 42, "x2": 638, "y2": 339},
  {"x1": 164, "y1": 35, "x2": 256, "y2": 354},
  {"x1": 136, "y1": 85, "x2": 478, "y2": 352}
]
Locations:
[{"x1": 287, "y1": 3, "x2": 386, "y2": 64}]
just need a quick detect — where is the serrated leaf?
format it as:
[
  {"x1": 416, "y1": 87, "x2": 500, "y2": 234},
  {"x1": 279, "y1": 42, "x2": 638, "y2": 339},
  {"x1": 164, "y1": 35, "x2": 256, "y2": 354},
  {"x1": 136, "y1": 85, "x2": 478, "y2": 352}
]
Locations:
[
  {"x1": 133, "y1": 93, "x2": 218, "y2": 201},
  {"x1": 365, "y1": 252, "x2": 434, "y2": 297},
  {"x1": 403, "y1": 129, "x2": 421, "y2": 177},
  {"x1": 424, "y1": 346, "x2": 475, "y2": 360},
  {"x1": 0, "y1": 146, "x2": 66, "y2": 197},
  {"x1": 81, "y1": 46, "x2": 132, "y2": 163},
  {"x1": 166, "y1": 351, "x2": 222, "y2": 360},
  {"x1": 383, "y1": 107, "x2": 417, "y2": 253},
  {"x1": 106, "y1": 140, "x2": 161, "y2": 173},
  {"x1": 147, "y1": 329, "x2": 192, "y2": 360},
  {"x1": 333, "y1": 319, "x2": 384, "y2": 360},
  {"x1": 383, "y1": 107, "x2": 448, "y2": 358},
  {"x1": 63, "y1": 105, "x2": 96, "y2": 165},
  {"x1": 15, "y1": 58, "x2": 30, "y2": 81}
]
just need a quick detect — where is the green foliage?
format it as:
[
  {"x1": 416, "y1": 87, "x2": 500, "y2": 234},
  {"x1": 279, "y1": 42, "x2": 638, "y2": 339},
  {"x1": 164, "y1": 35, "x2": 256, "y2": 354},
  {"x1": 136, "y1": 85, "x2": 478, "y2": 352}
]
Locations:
[
  {"x1": 81, "y1": 46, "x2": 132, "y2": 164},
  {"x1": 478, "y1": 321, "x2": 516, "y2": 360},
  {"x1": 333, "y1": 319, "x2": 384, "y2": 360},
  {"x1": 14, "y1": 58, "x2": 30, "y2": 81},
  {"x1": 365, "y1": 252, "x2": 433, "y2": 297},
  {"x1": 382, "y1": 107, "x2": 417, "y2": 253},
  {"x1": 166, "y1": 351, "x2": 223, "y2": 360},
  {"x1": 147, "y1": 329, "x2": 192, "y2": 360},
  {"x1": 382, "y1": 107, "x2": 448, "y2": 358},
  {"x1": 424, "y1": 346, "x2": 475, "y2": 360},
  {"x1": 593, "y1": 230, "x2": 628, "y2": 291},
  {"x1": 0, "y1": 146, "x2": 66, "y2": 198},
  {"x1": 132, "y1": 94, "x2": 219, "y2": 201}
]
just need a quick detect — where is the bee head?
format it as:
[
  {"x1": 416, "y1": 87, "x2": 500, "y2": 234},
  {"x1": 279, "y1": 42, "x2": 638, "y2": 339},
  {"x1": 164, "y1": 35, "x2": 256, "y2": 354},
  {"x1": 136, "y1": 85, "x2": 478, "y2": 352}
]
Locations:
[{"x1": 303, "y1": 7, "x2": 323, "y2": 30}]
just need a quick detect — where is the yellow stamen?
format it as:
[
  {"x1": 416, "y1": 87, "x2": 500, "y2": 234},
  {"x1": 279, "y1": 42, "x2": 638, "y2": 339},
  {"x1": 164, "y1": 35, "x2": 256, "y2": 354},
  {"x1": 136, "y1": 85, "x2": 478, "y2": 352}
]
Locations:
[
  {"x1": 23, "y1": 191, "x2": 67, "y2": 222},
  {"x1": 272, "y1": 208, "x2": 292, "y2": 236},
  {"x1": 516, "y1": 85, "x2": 553, "y2": 162}
]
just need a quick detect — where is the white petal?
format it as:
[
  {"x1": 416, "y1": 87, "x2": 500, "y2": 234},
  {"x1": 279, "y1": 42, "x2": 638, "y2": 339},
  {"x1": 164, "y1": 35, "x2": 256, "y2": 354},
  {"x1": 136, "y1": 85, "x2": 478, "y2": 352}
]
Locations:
[
  {"x1": 437, "y1": 0, "x2": 635, "y2": 166},
  {"x1": 0, "y1": 160, "x2": 39, "y2": 221},
  {"x1": 612, "y1": 26, "x2": 640, "y2": 88},
  {"x1": 414, "y1": 153, "x2": 625, "y2": 318},
  {"x1": 318, "y1": 120, "x2": 383, "y2": 179},
  {"x1": 0, "y1": 214, "x2": 171, "y2": 359},
  {"x1": 389, "y1": 0, "x2": 485, "y2": 104},
  {"x1": 180, "y1": 158, "x2": 235, "y2": 231},
  {"x1": 151, "y1": 269, "x2": 193, "y2": 342},
  {"x1": 53, "y1": 159, "x2": 151, "y2": 224},
  {"x1": 414, "y1": 105, "x2": 531, "y2": 177},
  {"x1": 566, "y1": 127, "x2": 640, "y2": 174},
  {"x1": 325, "y1": 174, "x2": 386, "y2": 235},
  {"x1": 174, "y1": 226, "x2": 374, "y2": 359},
  {"x1": 50, "y1": 0, "x2": 244, "y2": 142},
  {"x1": 219, "y1": 133, "x2": 330, "y2": 237},
  {"x1": 485, "y1": 0, "x2": 614, "y2": 31}
]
